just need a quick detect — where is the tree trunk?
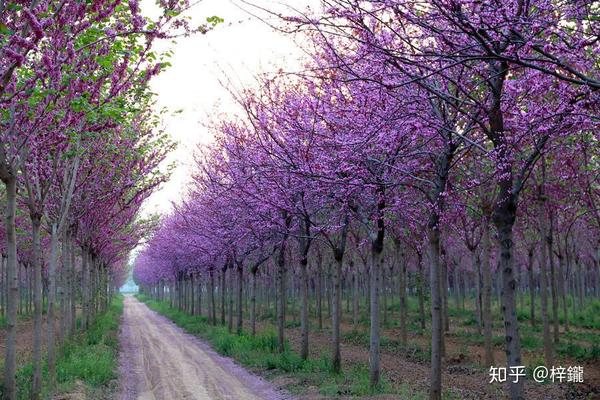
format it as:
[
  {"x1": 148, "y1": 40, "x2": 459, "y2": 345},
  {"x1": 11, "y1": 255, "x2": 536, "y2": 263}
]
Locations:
[
  {"x1": 417, "y1": 255, "x2": 425, "y2": 330},
  {"x1": 327, "y1": 262, "x2": 332, "y2": 319},
  {"x1": 70, "y1": 239, "x2": 76, "y2": 336},
  {"x1": 527, "y1": 249, "x2": 535, "y2": 327},
  {"x1": 197, "y1": 274, "x2": 202, "y2": 316},
  {"x1": 82, "y1": 250, "x2": 89, "y2": 331},
  {"x1": 481, "y1": 219, "x2": 494, "y2": 366},
  {"x1": 474, "y1": 250, "x2": 482, "y2": 335},
  {"x1": 277, "y1": 242, "x2": 287, "y2": 353},
  {"x1": 353, "y1": 264, "x2": 359, "y2": 329},
  {"x1": 441, "y1": 247, "x2": 449, "y2": 334},
  {"x1": 558, "y1": 250, "x2": 569, "y2": 332},
  {"x1": 46, "y1": 222, "x2": 59, "y2": 386},
  {"x1": 228, "y1": 269, "x2": 233, "y2": 332},
  {"x1": 494, "y1": 218, "x2": 524, "y2": 400},
  {"x1": 399, "y1": 252, "x2": 407, "y2": 346},
  {"x1": 210, "y1": 270, "x2": 216, "y2": 325},
  {"x1": 190, "y1": 274, "x2": 195, "y2": 315},
  {"x1": 300, "y1": 258, "x2": 309, "y2": 360},
  {"x1": 486, "y1": 57, "x2": 525, "y2": 399},
  {"x1": 382, "y1": 265, "x2": 387, "y2": 326},
  {"x1": 578, "y1": 260, "x2": 584, "y2": 308},
  {"x1": 538, "y1": 196, "x2": 553, "y2": 366},
  {"x1": 58, "y1": 236, "x2": 66, "y2": 346},
  {"x1": 547, "y1": 227, "x2": 559, "y2": 344},
  {"x1": 250, "y1": 270, "x2": 257, "y2": 335},
  {"x1": 31, "y1": 215, "x2": 43, "y2": 400},
  {"x1": 332, "y1": 255, "x2": 342, "y2": 373},
  {"x1": 317, "y1": 258, "x2": 323, "y2": 330},
  {"x1": 429, "y1": 225, "x2": 443, "y2": 400},
  {"x1": 369, "y1": 246, "x2": 381, "y2": 388},
  {"x1": 236, "y1": 264, "x2": 243, "y2": 334},
  {"x1": 220, "y1": 267, "x2": 226, "y2": 325},
  {"x1": 453, "y1": 264, "x2": 460, "y2": 312},
  {"x1": 2, "y1": 178, "x2": 18, "y2": 400}
]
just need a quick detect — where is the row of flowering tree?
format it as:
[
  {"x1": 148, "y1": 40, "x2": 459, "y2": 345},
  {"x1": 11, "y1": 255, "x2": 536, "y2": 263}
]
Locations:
[
  {"x1": 0, "y1": 0, "x2": 217, "y2": 398},
  {"x1": 135, "y1": 1, "x2": 598, "y2": 399}
]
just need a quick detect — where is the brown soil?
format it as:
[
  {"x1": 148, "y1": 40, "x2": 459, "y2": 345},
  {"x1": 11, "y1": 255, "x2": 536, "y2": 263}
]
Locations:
[
  {"x1": 0, "y1": 313, "x2": 57, "y2": 374},
  {"x1": 251, "y1": 311, "x2": 600, "y2": 400}
]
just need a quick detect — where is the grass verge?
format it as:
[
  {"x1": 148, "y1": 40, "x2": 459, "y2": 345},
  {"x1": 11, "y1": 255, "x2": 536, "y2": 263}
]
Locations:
[{"x1": 6, "y1": 295, "x2": 123, "y2": 399}]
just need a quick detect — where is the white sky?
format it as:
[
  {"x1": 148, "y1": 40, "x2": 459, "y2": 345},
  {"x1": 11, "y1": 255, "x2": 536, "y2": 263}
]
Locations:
[{"x1": 140, "y1": 0, "x2": 321, "y2": 217}]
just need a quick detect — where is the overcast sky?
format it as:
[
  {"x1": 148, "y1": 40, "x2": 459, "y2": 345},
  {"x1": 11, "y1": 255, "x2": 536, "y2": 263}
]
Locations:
[{"x1": 140, "y1": 0, "x2": 321, "y2": 217}]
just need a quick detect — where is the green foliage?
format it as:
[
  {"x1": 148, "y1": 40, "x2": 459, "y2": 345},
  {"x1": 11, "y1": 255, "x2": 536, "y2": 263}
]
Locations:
[{"x1": 206, "y1": 16, "x2": 225, "y2": 26}]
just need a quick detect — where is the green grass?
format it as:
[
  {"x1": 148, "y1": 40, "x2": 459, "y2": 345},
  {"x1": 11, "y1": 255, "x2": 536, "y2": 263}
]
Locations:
[
  {"x1": 137, "y1": 294, "x2": 407, "y2": 398},
  {"x1": 6, "y1": 295, "x2": 123, "y2": 399},
  {"x1": 556, "y1": 342, "x2": 600, "y2": 360}
]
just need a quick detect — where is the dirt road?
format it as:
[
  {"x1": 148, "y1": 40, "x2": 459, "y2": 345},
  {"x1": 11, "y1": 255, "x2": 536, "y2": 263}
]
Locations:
[{"x1": 117, "y1": 296, "x2": 288, "y2": 400}]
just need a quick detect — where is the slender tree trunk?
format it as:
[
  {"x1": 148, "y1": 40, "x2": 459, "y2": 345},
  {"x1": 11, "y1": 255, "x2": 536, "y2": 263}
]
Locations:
[
  {"x1": 353, "y1": 264, "x2": 359, "y2": 329},
  {"x1": 1, "y1": 256, "x2": 5, "y2": 318},
  {"x1": 369, "y1": 245, "x2": 382, "y2": 388},
  {"x1": 332, "y1": 255, "x2": 342, "y2": 373},
  {"x1": 527, "y1": 249, "x2": 535, "y2": 327},
  {"x1": 277, "y1": 242, "x2": 287, "y2": 353},
  {"x1": 70, "y1": 239, "x2": 76, "y2": 336},
  {"x1": 237, "y1": 264, "x2": 243, "y2": 334},
  {"x1": 317, "y1": 258, "x2": 323, "y2": 330},
  {"x1": 210, "y1": 270, "x2": 216, "y2": 325},
  {"x1": 429, "y1": 225, "x2": 443, "y2": 400},
  {"x1": 460, "y1": 267, "x2": 466, "y2": 310},
  {"x1": 453, "y1": 264, "x2": 460, "y2": 312},
  {"x1": 558, "y1": 250, "x2": 569, "y2": 332},
  {"x1": 494, "y1": 218, "x2": 524, "y2": 400},
  {"x1": 190, "y1": 274, "x2": 195, "y2": 315},
  {"x1": 474, "y1": 250, "x2": 483, "y2": 335},
  {"x1": 2, "y1": 178, "x2": 18, "y2": 400},
  {"x1": 417, "y1": 255, "x2": 425, "y2": 330},
  {"x1": 197, "y1": 274, "x2": 202, "y2": 316},
  {"x1": 327, "y1": 262, "x2": 332, "y2": 319},
  {"x1": 481, "y1": 219, "x2": 494, "y2": 366},
  {"x1": 31, "y1": 215, "x2": 43, "y2": 400},
  {"x1": 577, "y1": 260, "x2": 584, "y2": 308},
  {"x1": 547, "y1": 224, "x2": 559, "y2": 344},
  {"x1": 228, "y1": 270, "x2": 233, "y2": 332},
  {"x1": 82, "y1": 250, "x2": 89, "y2": 331},
  {"x1": 290, "y1": 273, "x2": 296, "y2": 325},
  {"x1": 300, "y1": 258, "x2": 309, "y2": 360},
  {"x1": 399, "y1": 252, "x2": 407, "y2": 346},
  {"x1": 538, "y1": 195, "x2": 553, "y2": 366},
  {"x1": 46, "y1": 222, "x2": 59, "y2": 386},
  {"x1": 220, "y1": 267, "x2": 226, "y2": 325},
  {"x1": 382, "y1": 265, "x2": 387, "y2": 326},
  {"x1": 250, "y1": 270, "x2": 257, "y2": 335},
  {"x1": 441, "y1": 247, "x2": 449, "y2": 334},
  {"x1": 58, "y1": 236, "x2": 66, "y2": 346}
]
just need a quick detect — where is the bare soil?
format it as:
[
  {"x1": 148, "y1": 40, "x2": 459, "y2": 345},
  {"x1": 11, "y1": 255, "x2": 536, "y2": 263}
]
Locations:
[
  {"x1": 254, "y1": 313, "x2": 600, "y2": 399},
  {"x1": 0, "y1": 313, "x2": 57, "y2": 374}
]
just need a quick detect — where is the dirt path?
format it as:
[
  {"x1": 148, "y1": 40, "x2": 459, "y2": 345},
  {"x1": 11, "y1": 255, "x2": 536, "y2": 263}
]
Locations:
[{"x1": 117, "y1": 296, "x2": 288, "y2": 400}]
